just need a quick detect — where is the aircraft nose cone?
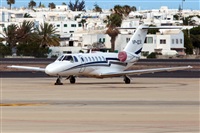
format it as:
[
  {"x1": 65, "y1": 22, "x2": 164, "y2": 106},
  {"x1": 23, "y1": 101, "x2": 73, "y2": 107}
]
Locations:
[{"x1": 45, "y1": 64, "x2": 57, "y2": 75}]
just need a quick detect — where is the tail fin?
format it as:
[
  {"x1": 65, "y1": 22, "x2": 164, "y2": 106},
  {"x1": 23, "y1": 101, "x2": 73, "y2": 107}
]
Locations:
[
  {"x1": 123, "y1": 25, "x2": 148, "y2": 56},
  {"x1": 118, "y1": 25, "x2": 182, "y2": 63}
]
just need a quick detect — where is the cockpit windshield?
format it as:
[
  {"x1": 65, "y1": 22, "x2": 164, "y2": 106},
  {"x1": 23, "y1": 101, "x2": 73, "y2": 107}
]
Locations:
[
  {"x1": 62, "y1": 55, "x2": 73, "y2": 62},
  {"x1": 57, "y1": 55, "x2": 79, "y2": 63}
]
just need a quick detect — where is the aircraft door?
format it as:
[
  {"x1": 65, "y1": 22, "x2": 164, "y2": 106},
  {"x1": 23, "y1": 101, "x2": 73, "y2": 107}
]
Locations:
[{"x1": 78, "y1": 55, "x2": 85, "y2": 73}]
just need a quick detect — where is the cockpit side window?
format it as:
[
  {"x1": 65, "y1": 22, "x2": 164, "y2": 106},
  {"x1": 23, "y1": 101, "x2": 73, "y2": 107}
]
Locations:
[
  {"x1": 58, "y1": 55, "x2": 64, "y2": 61},
  {"x1": 62, "y1": 55, "x2": 73, "y2": 62}
]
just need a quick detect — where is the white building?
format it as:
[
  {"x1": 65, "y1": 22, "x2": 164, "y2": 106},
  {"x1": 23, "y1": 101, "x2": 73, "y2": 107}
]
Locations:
[
  {"x1": 81, "y1": 29, "x2": 185, "y2": 56},
  {"x1": 115, "y1": 29, "x2": 185, "y2": 55}
]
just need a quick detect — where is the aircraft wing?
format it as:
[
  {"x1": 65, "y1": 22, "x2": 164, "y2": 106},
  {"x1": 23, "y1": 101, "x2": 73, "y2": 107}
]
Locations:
[
  {"x1": 100, "y1": 66, "x2": 192, "y2": 77},
  {"x1": 7, "y1": 65, "x2": 45, "y2": 72}
]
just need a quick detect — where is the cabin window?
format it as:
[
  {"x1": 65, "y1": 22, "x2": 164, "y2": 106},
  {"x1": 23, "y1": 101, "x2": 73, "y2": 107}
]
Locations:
[
  {"x1": 88, "y1": 57, "x2": 92, "y2": 62},
  {"x1": 62, "y1": 55, "x2": 73, "y2": 62},
  {"x1": 84, "y1": 57, "x2": 88, "y2": 62},
  {"x1": 102, "y1": 56, "x2": 105, "y2": 61},
  {"x1": 92, "y1": 57, "x2": 95, "y2": 61},
  {"x1": 98, "y1": 56, "x2": 101, "y2": 61},
  {"x1": 95, "y1": 57, "x2": 98, "y2": 61},
  {"x1": 80, "y1": 57, "x2": 84, "y2": 62},
  {"x1": 73, "y1": 56, "x2": 78, "y2": 62}
]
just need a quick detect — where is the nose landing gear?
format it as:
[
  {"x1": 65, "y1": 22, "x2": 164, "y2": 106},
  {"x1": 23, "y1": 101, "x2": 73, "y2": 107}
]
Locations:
[{"x1": 55, "y1": 76, "x2": 63, "y2": 85}]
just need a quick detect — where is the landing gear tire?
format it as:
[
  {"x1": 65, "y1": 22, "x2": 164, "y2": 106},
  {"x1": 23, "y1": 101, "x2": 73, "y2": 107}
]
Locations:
[
  {"x1": 55, "y1": 76, "x2": 63, "y2": 85},
  {"x1": 124, "y1": 76, "x2": 131, "y2": 84},
  {"x1": 69, "y1": 76, "x2": 76, "y2": 84}
]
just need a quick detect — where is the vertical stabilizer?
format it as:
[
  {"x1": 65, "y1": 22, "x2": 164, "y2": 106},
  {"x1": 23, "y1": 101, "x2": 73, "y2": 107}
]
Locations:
[{"x1": 123, "y1": 25, "x2": 148, "y2": 56}]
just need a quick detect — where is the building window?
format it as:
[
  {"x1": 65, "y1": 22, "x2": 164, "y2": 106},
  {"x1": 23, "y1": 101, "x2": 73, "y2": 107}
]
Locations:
[
  {"x1": 99, "y1": 38, "x2": 102, "y2": 43},
  {"x1": 71, "y1": 24, "x2": 76, "y2": 27},
  {"x1": 180, "y1": 39, "x2": 183, "y2": 44},
  {"x1": 176, "y1": 39, "x2": 178, "y2": 44},
  {"x1": 64, "y1": 24, "x2": 67, "y2": 27},
  {"x1": 160, "y1": 39, "x2": 166, "y2": 44},
  {"x1": 103, "y1": 38, "x2": 105, "y2": 43},
  {"x1": 172, "y1": 39, "x2": 174, "y2": 44},
  {"x1": 126, "y1": 38, "x2": 130, "y2": 43},
  {"x1": 78, "y1": 23, "x2": 82, "y2": 27},
  {"x1": 147, "y1": 37, "x2": 153, "y2": 44},
  {"x1": 57, "y1": 24, "x2": 60, "y2": 27}
]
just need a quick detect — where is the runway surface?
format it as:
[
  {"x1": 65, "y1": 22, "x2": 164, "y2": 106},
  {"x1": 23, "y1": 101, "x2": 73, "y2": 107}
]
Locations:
[
  {"x1": 1, "y1": 78, "x2": 199, "y2": 133},
  {"x1": 1, "y1": 70, "x2": 199, "y2": 78}
]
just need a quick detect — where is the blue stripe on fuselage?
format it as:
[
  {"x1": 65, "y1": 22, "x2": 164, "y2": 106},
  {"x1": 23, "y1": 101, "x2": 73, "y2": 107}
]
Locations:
[{"x1": 61, "y1": 58, "x2": 124, "y2": 72}]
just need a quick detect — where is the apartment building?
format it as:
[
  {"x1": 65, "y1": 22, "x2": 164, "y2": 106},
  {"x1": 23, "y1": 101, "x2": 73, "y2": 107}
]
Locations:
[{"x1": 0, "y1": 6, "x2": 199, "y2": 57}]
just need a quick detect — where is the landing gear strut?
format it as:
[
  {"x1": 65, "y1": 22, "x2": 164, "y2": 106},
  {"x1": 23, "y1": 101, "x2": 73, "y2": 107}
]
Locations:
[
  {"x1": 69, "y1": 76, "x2": 76, "y2": 84},
  {"x1": 55, "y1": 76, "x2": 63, "y2": 85},
  {"x1": 124, "y1": 75, "x2": 131, "y2": 84}
]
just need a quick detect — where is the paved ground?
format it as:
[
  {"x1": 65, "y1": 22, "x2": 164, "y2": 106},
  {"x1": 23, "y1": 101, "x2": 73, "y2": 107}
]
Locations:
[{"x1": 0, "y1": 78, "x2": 199, "y2": 133}]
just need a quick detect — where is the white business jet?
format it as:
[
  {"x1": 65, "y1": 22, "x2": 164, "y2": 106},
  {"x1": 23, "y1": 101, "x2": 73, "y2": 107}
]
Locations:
[{"x1": 8, "y1": 25, "x2": 192, "y2": 84}]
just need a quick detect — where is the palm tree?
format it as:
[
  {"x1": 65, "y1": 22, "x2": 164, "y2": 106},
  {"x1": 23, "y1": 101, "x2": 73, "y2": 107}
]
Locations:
[
  {"x1": 131, "y1": 6, "x2": 137, "y2": 11},
  {"x1": 106, "y1": 13, "x2": 122, "y2": 52},
  {"x1": 123, "y1": 5, "x2": 131, "y2": 17},
  {"x1": 113, "y1": 5, "x2": 123, "y2": 15},
  {"x1": 0, "y1": 24, "x2": 18, "y2": 54},
  {"x1": 93, "y1": 3, "x2": 102, "y2": 13},
  {"x1": 16, "y1": 21, "x2": 36, "y2": 44},
  {"x1": 62, "y1": 2, "x2": 67, "y2": 5},
  {"x1": 1, "y1": 24, "x2": 18, "y2": 48},
  {"x1": 79, "y1": 19, "x2": 86, "y2": 29},
  {"x1": 113, "y1": 5, "x2": 133, "y2": 18},
  {"x1": 28, "y1": 0, "x2": 36, "y2": 9},
  {"x1": 36, "y1": 23, "x2": 60, "y2": 47},
  {"x1": 7, "y1": 0, "x2": 15, "y2": 9},
  {"x1": 24, "y1": 13, "x2": 33, "y2": 18},
  {"x1": 68, "y1": 0, "x2": 85, "y2": 11},
  {"x1": 48, "y1": 2, "x2": 56, "y2": 10}
]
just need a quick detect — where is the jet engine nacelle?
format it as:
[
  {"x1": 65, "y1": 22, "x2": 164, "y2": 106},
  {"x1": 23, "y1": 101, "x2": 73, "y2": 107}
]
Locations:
[{"x1": 118, "y1": 51, "x2": 139, "y2": 63}]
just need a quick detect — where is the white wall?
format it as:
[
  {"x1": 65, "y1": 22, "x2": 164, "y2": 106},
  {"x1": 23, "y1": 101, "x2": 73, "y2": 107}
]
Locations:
[{"x1": 49, "y1": 46, "x2": 82, "y2": 57}]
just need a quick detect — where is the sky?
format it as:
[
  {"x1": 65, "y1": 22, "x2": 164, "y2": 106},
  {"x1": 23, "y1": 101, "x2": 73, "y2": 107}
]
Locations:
[{"x1": 1, "y1": 0, "x2": 200, "y2": 10}]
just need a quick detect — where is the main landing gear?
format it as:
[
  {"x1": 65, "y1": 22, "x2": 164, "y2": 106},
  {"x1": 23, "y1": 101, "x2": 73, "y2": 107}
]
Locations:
[
  {"x1": 124, "y1": 75, "x2": 131, "y2": 84},
  {"x1": 69, "y1": 76, "x2": 76, "y2": 84}
]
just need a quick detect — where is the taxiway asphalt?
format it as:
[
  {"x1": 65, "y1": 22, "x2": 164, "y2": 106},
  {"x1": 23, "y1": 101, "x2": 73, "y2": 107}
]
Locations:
[{"x1": 0, "y1": 78, "x2": 199, "y2": 133}]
